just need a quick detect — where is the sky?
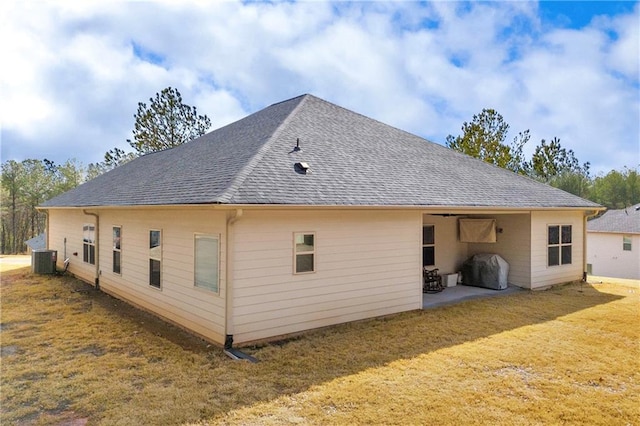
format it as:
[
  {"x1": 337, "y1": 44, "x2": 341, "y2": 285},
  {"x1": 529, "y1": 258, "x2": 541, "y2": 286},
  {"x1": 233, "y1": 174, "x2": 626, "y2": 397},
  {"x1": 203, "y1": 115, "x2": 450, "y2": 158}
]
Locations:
[{"x1": 2, "y1": 1, "x2": 639, "y2": 176}]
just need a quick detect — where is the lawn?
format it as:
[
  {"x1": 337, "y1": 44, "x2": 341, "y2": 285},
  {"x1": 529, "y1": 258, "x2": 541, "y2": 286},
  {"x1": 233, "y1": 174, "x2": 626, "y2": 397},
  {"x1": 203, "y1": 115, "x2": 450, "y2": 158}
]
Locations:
[{"x1": 1, "y1": 258, "x2": 638, "y2": 425}]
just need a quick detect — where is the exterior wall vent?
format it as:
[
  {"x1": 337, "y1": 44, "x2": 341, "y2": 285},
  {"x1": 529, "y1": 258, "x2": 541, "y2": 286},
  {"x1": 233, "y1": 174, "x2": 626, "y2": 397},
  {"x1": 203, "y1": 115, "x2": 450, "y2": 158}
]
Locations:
[{"x1": 294, "y1": 162, "x2": 310, "y2": 174}]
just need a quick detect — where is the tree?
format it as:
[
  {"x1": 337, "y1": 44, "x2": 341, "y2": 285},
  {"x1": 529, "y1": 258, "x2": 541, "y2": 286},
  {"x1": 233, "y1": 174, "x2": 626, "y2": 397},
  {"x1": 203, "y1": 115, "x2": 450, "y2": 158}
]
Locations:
[
  {"x1": 55, "y1": 159, "x2": 85, "y2": 192},
  {"x1": 0, "y1": 159, "x2": 49, "y2": 253},
  {"x1": 445, "y1": 108, "x2": 530, "y2": 174},
  {"x1": 1, "y1": 158, "x2": 85, "y2": 253},
  {"x1": 20, "y1": 159, "x2": 51, "y2": 237},
  {"x1": 529, "y1": 137, "x2": 589, "y2": 181},
  {"x1": 1, "y1": 160, "x2": 24, "y2": 253},
  {"x1": 128, "y1": 87, "x2": 212, "y2": 155},
  {"x1": 86, "y1": 147, "x2": 136, "y2": 181},
  {"x1": 548, "y1": 169, "x2": 592, "y2": 199},
  {"x1": 590, "y1": 167, "x2": 640, "y2": 209},
  {"x1": 527, "y1": 137, "x2": 592, "y2": 198},
  {"x1": 85, "y1": 87, "x2": 211, "y2": 181}
]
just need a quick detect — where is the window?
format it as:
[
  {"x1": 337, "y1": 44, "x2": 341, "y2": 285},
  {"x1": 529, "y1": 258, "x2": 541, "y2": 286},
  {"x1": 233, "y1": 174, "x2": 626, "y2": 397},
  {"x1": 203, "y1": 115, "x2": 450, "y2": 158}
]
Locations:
[
  {"x1": 149, "y1": 230, "x2": 162, "y2": 288},
  {"x1": 548, "y1": 225, "x2": 572, "y2": 266},
  {"x1": 195, "y1": 235, "x2": 219, "y2": 292},
  {"x1": 83, "y1": 224, "x2": 96, "y2": 265},
  {"x1": 113, "y1": 226, "x2": 122, "y2": 274},
  {"x1": 623, "y1": 236, "x2": 632, "y2": 251},
  {"x1": 294, "y1": 233, "x2": 315, "y2": 273},
  {"x1": 423, "y1": 225, "x2": 435, "y2": 267}
]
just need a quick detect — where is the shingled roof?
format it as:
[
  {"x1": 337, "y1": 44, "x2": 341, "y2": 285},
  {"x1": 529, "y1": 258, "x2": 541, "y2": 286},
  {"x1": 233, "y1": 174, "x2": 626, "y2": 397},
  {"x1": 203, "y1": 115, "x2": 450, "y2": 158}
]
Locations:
[
  {"x1": 42, "y1": 94, "x2": 602, "y2": 209},
  {"x1": 587, "y1": 204, "x2": 640, "y2": 234}
]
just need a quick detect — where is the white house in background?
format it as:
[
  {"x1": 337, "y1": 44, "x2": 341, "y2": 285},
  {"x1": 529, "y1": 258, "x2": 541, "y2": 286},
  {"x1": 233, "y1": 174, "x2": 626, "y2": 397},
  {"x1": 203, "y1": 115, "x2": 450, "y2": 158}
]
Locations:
[
  {"x1": 587, "y1": 204, "x2": 640, "y2": 280},
  {"x1": 39, "y1": 94, "x2": 603, "y2": 348}
]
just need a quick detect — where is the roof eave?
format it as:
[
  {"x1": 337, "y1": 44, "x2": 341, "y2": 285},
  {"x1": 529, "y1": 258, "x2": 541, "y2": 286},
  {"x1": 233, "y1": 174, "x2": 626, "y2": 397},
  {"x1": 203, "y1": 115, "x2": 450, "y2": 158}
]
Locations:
[{"x1": 38, "y1": 202, "x2": 604, "y2": 212}]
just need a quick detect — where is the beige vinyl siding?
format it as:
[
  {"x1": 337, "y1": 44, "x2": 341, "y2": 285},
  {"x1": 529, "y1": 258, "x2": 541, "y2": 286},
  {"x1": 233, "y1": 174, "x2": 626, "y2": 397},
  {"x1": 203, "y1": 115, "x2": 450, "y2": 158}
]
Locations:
[
  {"x1": 48, "y1": 209, "x2": 97, "y2": 284},
  {"x1": 467, "y1": 214, "x2": 532, "y2": 288},
  {"x1": 46, "y1": 208, "x2": 228, "y2": 345},
  {"x1": 422, "y1": 214, "x2": 468, "y2": 274},
  {"x1": 231, "y1": 210, "x2": 422, "y2": 344},
  {"x1": 531, "y1": 210, "x2": 584, "y2": 289}
]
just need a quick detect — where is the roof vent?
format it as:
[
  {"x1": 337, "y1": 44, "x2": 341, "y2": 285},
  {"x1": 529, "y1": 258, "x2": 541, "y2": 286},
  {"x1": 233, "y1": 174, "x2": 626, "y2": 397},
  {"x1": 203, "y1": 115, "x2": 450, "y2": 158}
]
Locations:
[
  {"x1": 293, "y1": 138, "x2": 301, "y2": 152},
  {"x1": 294, "y1": 162, "x2": 310, "y2": 174}
]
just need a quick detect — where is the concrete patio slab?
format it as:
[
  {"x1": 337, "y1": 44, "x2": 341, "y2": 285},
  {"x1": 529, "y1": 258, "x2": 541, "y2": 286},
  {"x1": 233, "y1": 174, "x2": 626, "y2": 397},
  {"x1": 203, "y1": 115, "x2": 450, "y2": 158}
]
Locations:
[{"x1": 423, "y1": 284, "x2": 524, "y2": 309}]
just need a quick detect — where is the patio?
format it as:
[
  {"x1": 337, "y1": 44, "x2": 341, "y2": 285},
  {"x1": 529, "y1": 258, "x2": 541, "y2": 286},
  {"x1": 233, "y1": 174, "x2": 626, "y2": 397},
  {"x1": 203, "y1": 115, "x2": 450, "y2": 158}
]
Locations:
[{"x1": 422, "y1": 284, "x2": 525, "y2": 309}]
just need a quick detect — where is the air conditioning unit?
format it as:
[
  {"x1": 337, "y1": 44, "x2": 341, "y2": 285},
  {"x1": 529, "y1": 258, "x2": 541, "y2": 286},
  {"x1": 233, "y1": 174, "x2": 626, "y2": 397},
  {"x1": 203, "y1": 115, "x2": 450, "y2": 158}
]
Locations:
[{"x1": 32, "y1": 249, "x2": 57, "y2": 274}]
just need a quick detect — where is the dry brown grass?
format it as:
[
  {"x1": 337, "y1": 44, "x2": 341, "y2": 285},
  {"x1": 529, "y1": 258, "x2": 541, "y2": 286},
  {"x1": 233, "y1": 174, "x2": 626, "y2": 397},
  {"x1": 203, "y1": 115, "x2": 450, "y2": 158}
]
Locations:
[{"x1": 1, "y1": 259, "x2": 638, "y2": 425}]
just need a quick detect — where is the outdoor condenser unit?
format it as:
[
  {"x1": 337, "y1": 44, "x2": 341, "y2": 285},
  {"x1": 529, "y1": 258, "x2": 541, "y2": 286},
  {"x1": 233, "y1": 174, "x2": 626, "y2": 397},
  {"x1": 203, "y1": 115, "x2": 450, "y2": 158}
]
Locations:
[{"x1": 32, "y1": 249, "x2": 57, "y2": 274}]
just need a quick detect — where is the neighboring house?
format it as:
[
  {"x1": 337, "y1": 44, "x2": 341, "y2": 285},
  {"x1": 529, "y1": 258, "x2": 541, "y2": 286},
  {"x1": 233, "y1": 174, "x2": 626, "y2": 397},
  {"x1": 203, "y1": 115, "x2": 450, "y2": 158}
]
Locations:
[
  {"x1": 39, "y1": 94, "x2": 603, "y2": 347},
  {"x1": 587, "y1": 204, "x2": 640, "y2": 280}
]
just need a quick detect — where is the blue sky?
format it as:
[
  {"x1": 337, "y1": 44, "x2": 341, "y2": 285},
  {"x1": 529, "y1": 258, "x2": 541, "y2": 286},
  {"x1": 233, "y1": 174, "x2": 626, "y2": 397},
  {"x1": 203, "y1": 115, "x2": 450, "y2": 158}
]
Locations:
[
  {"x1": 2, "y1": 1, "x2": 638, "y2": 176},
  {"x1": 540, "y1": 1, "x2": 636, "y2": 28}
]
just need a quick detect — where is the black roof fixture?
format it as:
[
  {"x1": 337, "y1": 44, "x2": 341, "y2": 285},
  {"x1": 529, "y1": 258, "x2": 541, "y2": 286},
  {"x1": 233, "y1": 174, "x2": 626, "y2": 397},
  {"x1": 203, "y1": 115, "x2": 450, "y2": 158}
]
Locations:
[{"x1": 288, "y1": 138, "x2": 302, "y2": 154}]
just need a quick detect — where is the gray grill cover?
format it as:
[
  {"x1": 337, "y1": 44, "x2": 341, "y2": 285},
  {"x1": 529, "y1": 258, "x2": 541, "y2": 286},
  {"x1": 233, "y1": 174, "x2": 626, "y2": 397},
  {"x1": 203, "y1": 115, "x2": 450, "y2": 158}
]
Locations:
[{"x1": 461, "y1": 253, "x2": 509, "y2": 290}]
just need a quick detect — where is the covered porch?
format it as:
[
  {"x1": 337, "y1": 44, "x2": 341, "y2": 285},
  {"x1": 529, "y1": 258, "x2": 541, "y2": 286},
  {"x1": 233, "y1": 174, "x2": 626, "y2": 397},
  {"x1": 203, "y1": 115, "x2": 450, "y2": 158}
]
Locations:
[{"x1": 422, "y1": 211, "x2": 533, "y2": 290}]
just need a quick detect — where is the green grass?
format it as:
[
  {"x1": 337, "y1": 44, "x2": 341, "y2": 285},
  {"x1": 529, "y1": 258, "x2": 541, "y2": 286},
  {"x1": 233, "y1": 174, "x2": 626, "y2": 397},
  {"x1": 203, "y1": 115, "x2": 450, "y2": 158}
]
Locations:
[{"x1": 1, "y1": 260, "x2": 638, "y2": 425}]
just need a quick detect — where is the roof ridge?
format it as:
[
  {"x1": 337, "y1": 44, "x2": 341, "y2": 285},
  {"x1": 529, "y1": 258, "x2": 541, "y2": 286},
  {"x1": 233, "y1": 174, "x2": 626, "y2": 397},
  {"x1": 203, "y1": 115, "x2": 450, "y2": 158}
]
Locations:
[
  {"x1": 217, "y1": 94, "x2": 310, "y2": 203},
  {"x1": 268, "y1": 93, "x2": 309, "y2": 108}
]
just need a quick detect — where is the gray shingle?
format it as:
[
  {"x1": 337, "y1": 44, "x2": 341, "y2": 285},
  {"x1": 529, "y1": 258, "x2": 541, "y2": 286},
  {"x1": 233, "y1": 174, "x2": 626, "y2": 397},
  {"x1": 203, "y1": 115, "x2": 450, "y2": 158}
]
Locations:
[
  {"x1": 41, "y1": 94, "x2": 602, "y2": 209},
  {"x1": 587, "y1": 204, "x2": 640, "y2": 234}
]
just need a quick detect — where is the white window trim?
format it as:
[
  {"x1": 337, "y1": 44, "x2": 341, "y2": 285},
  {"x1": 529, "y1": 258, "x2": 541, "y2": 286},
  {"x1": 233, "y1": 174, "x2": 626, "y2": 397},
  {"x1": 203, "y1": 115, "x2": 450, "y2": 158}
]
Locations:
[
  {"x1": 113, "y1": 225, "x2": 122, "y2": 275},
  {"x1": 194, "y1": 233, "x2": 220, "y2": 294},
  {"x1": 623, "y1": 235, "x2": 632, "y2": 251},
  {"x1": 423, "y1": 224, "x2": 435, "y2": 267},
  {"x1": 294, "y1": 232, "x2": 316, "y2": 274},
  {"x1": 149, "y1": 229, "x2": 162, "y2": 290},
  {"x1": 547, "y1": 224, "x2": 572, "y2": 267},
  {"x1": 83, "y1": 223, "x2": 96, "y2": 265}
]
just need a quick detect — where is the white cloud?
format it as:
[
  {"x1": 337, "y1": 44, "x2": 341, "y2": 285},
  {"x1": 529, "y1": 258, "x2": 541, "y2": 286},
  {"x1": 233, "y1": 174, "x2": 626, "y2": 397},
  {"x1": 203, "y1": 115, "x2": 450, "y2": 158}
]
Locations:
[
  {"x1": 597, "y1": 2, "x2": 640, "y2": 80},
  {"x1": 1, "y1": 0, "x2": 637, "y2": 175}
]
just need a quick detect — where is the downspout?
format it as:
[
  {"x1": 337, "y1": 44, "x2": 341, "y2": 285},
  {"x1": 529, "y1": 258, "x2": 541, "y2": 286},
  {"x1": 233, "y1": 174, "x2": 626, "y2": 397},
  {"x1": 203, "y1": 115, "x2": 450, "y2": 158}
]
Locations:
[
  {"x1": 83, "y1": 210, "x2": 100, "y2": 290},
  {"x1": 583, "y1": 209, "x2": 601, "y2": 282},
  {"x1": 225, "y1": 208, "x2": 242, "y2": 342},
  {"x1": 42, "y1": 210, "x2": 49, "y2": 249},
  {"x1": 223, "y1": 209, "x2": 257, "y2": 362}
]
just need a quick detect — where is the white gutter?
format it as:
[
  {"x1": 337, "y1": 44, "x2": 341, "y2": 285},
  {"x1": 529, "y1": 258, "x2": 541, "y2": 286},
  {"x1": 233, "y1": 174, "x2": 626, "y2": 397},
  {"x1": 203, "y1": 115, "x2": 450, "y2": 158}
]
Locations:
[{"x1": 41, "y1": 204, "x2": 606, "y2": 213}]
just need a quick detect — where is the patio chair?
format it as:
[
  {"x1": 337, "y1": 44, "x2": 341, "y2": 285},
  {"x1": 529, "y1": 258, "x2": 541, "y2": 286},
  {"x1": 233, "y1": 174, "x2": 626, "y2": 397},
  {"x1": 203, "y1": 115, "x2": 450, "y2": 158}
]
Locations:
[{"x1": 423, "y1": 267, "x2": 444, "y2": 293}]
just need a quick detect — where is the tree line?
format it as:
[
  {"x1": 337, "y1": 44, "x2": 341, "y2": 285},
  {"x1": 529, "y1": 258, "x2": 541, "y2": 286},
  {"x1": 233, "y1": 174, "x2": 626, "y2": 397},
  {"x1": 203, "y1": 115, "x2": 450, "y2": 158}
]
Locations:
[
  {"x1": 2, "y1": 92, "x2": 638, "y2": 253},
  {"x1": 446, "y1": 108, "x2": 639, "y2": 208},
  {"x1": 1, "y1": 87, "x2": 211, "y2": 254}
]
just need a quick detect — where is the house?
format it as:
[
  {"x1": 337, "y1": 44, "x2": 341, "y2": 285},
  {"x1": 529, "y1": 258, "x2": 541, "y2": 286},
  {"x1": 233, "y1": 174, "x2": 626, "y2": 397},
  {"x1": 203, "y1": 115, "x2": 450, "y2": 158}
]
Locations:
[
  {"x1": 40, "y1": 94, "x2": 603, "y2": 347},
  {"x1": 587, "y1": 204, "x2": 640, "y2": 280}
]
